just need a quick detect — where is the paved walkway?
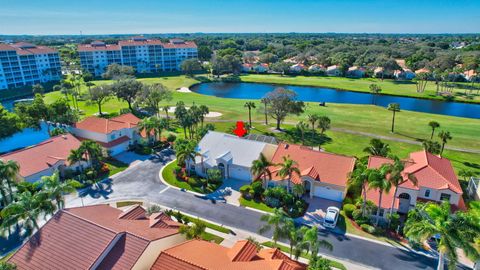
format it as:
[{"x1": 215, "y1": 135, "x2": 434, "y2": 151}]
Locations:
[{"x1": 64, "y1": 150, "x2": 470, "y2": 270}]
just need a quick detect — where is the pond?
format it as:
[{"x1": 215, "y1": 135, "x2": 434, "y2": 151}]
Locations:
[
  {"x1": 191, "y1": 82, "x2": 480, "y2": 119},
  {"x1": 0, "y1": 122, "x2": 50, "y2": 154}
]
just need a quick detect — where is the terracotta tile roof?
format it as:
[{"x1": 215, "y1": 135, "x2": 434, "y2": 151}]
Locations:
[
  {"x1": 366, "y1": 187, "x2": 399, "y2": 209},
  {"x1": 151, "y1": 240, "x2": 307, "y2": 270},
  {"x1": 9, "y1": 205, "x2": 180, "y2": 270},
  {"x1": 77, "y1": 135, "x2": 131, "y2": 148},
  {"x1": 0, "y1": 42, "x2": 57, "y2": 55},
  {"x1": 96, "y1": 233, "x2": 149, "y2": 270},
  {"x1": 0, "y1": 134, "x2": 82, "y2": 178},
  {"x1": 268, "y1": 143, "x2": 356, "y2": 187},
  {"x1": 415, "y1": 68, "x2": 431, "y2": 74},
  {"x1": 77, "y1": 43, "x2": 120, "y2": 52},
  {"x1": 366, "y1": 151, "x2": 463, "y2": 208},
  {"x1": 74, "y1": 113, "x2": 141, "y2": 134}
]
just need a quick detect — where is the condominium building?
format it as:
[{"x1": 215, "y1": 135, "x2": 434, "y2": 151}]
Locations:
[
  {"x1": 78, "y1": 36, "x2": 198, "y2": 76},
  {"x1": 0, "y1": 42, "x2": 61, "y2": 90}
]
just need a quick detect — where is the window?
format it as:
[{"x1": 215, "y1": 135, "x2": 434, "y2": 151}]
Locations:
[
  {"x1": 424, "y1": 189, "x2": 430, "y2": 197},
  {"x1": 440, "y1": 193, "x2": 451, "y2": 201}
]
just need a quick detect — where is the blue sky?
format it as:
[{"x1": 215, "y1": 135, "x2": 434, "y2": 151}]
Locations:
[{"x1": 0, "y1": 0, "x2": 479, "y2": 35}]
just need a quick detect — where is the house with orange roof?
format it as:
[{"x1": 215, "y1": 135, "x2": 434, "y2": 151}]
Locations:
[
  {"x1": 70, "y1": 113, "x2": 146, "y2": 156},
  {"x1": 267, "y1": 143, "x2": 356, "y2": 202},
  {"x1": 326, "y1": 65, "x2": 342, "y2": 76},
  {"x1": 366, "y1": 150, "x2": 464, "y2": 217},
  {"x1": 8, "y1": 204, "x2": 185, "y2": 270},
  {"x1": 290, "y1": 63, "x2": 306, "y2": 73},
  {"x1": 463, "y1": 69, "x2": 478, "y2": 81},
  {"x1": 415, "y1": 67, "x2": 431, "y2": 74},
  {"x1": 0, "y1": 134, "x2": 88, "y2": 182},
  {"x1": 151, "y1": 239, "x2": 307, "y2": 270}
]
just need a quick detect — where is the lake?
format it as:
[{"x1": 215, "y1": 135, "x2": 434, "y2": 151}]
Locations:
[{"x1": 191, "y1": 82, "x2": 480, "y2": 119}]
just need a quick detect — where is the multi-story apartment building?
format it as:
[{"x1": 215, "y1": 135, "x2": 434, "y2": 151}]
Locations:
[
  {"x1": 0, "y1": 42, "x2": 61, "y2": 90},
  {"x1": 78, "y1": 36, "x2": 198, "y2": 76}
]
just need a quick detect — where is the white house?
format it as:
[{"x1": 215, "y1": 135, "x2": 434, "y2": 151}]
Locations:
[
  {"x1": 393, "y1": 69, "x2": 416, "y2": 80},
  {"x1": 70, "y1": 113, "x2": 145, "y2": 156},
  {"x1": 0, "y1": 134, "x2": 87, "y2": 182},
  {"x1": 253, "y1": 63, "x2": 269, "y2": 73},
  {"x1": 346, "y1": 66, "x2": 366, "y2": 78},
  {"x1": 290, "y1": 63, "x2": 306, "y2": 73},
  {"x1": 308, "y1": 64, "x2": 325, "y2": 73},
  {"x1": 326, "y1": 65, "x2": 342, "y2": 76},
  {"x1": 188, "y1": 131, "x2": 277, "y2": 181}
]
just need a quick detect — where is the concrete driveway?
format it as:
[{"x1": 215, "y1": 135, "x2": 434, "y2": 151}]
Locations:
[
  {"x1": 113, "y1": 151, "x2": 151, "y2": 166},
  {"x1": 296, "y1": 197, "x2": 343, "y2": 230}
]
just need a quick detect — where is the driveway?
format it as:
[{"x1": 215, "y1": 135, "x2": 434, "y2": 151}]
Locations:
[
  {"x1": 296, "y1": 197, "x2": 343, "y2": 230},
  {"x1": 113, "y1": 151, "x2": 152, "y2": 166},
  {"x1": 65, "y1": 150, "x2": 468, "y2": 270}
]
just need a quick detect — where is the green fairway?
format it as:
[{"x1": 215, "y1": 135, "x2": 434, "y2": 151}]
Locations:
[
  {"x1": 39, "y1": 74, "x2": 480, "y2": 175},
  {"x1": 240, "y1": 74, "x2": 480, "y2": 103}
]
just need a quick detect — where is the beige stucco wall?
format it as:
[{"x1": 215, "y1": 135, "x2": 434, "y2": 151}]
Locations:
[
  {"x1": 131, "y1": 233, "x2": 186, "y2": 270},
  {"x1": 261, "y1": 144, "x2": 278, "y2": 160},
  {"x1": 416, "y1": 187, "x2": 460, "y2": 205}
]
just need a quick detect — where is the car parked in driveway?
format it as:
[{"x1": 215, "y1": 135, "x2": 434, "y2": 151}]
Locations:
[{"x1": 323, "y1": 206, "x2": 340, "y2": 228}]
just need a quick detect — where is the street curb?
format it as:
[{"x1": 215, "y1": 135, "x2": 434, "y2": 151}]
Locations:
[{"x1": 158, "y1": 159, "x2": 205, "y2": 197}]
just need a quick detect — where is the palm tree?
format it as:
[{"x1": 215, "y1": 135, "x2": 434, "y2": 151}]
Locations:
[
  {"x1": 1, "y1": 191, "x2": 55, "y2": 236},
  {"x1": 429, "y1": 121, "x2": 440, "y2": 140},
  {"x1": 348, "y1": 161, "x2": 370, "y2": 216},
  {"x1": 0, "y1": 160, "x2": 20, "y2": 206},
  {"x1": 179, "y1": 218, "x2": 207, "y2": 240},
  {"x1": 363, "y1": 138, "x2": 390, "y2": 157},
  {"x1": 387, "y1": 103, "x2": 400, "y2": 133},
  {"x1": 404, "y1": 201, "x2": 480, "y2": 270},
  {"x1": 244, "y1": 101, "x2": 256, "y2": 127},
  {"x1": 138, "y1": 117, "x2": 155, "y2": 143},
  {"x1": 369, "y1": 84, "x2": 382, "y2": 105},
  {"x1": 259, "y1": 208, "x2": 290, "y2": 245},
  {"x1": 292, "y1": 184, "x2": 305, "y2": 199},
  {"x1": 317, "y1": 116, "x2": 331, "y2": 134},
  {"x1": 68, "y1": 148, "x2": 86, "y2": 171},
  {"x1": 251, "y1": 153, "x2": 273, "y2": 187},
  {"x1": 296, "y1": 121, "x2": 308, "y2": 145},
  {"x1": 438, "y1": 130, "x2": 452, "y2": 156},
  {"x1": 79, "y1": 140, "x2": 103, "y2": 168},
  {"x1": 261, "y1": 98, "x2": 269, "y2": 125},
  {"x1": 41, "y1": 171, "x2": 81, "y2": 210},
  {"x1": 302, "y1": 226, "x2": 333, "y2": 261},
  {"x1": 199, "y1": 105, "x2": 209, "y2": 128},
  {"x1": 277, "y1": 156, "x2": 301, "y2": 193},
  {"x1": 423, "y1": 140, "x2": 441, "y2": 155},
  {"x1": 307, "y1": 114, "x2": 319, "y2": 133},
  {"x1": 176, "y1": 144, "x2": 197, "y2": 169},
  {"x1": 162, "y1": 105, "x2": 171, "y2": 119},
  {"x1": 284, "y1": 219, "x2": 308, "y2": 259},
  {"x1": 367, "y1": 167, "x2": 391, "y2": 226},
  {"x1": 384, "y1": 157, "x2": 417, "y2": 217}
]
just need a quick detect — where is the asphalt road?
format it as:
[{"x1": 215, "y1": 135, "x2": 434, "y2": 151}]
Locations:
[{"x1": 70, "y1": 150, "x2": 467, "y2": 270}]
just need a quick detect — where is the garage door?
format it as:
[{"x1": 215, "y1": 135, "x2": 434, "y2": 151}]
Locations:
[
  {"x1": 313, "y1": 186, "x2": 343, "y2": 202},
  {"x1": 228, "y1": 165, "x2": 252, "y2": 181},
  {"x1": 109, "y1": 142, "x2": 129, "y2": 156}
]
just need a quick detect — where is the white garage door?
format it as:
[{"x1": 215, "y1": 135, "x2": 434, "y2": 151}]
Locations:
[
  {"x1": 109, "y1": 142, "x2": 129, "y2": 156},
  {"x1": 228, "y1": 165, "x2": 252, "y2": 181},
  {"x1": 313, "y1": 186, "x2": 343, "y2": 202}
]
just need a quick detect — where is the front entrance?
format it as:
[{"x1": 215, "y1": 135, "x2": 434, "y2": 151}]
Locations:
[
  {"x1": 218, "y1": 163, "x2": 226, "y2": 179},
  {"x1": 398, "y1": 193, "x2": 411, "y2": 214},
  {"x1": 304, "y1": 181, "x2": 312, "y2": 196}
]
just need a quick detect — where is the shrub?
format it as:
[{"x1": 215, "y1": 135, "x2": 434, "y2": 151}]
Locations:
[
  {"x1": 166, "y1": 134, "x2": 176, "y2": 143},
  {"x1": 251, "y1": 181, "x2": 264, "y2": 198},
  {"x1": 240, "y1": 185, "x2": 252, "y2": 199},
  {"x1": 147, "y1": 205, "x2": 162, "y2": 215},
  {"x1": 173, "y1": 166, "x2": 182, "y2": 175},
  {"x1": 206, "y1": 168, "x2": 222, "y2": 184},
  {"x1": 360, "y1": 224, "x2": 376, "y2": 234},
  {"x1": 343, "y1": 196, "x2": 354, "y2": 205},
  {"x1": 264, "y1": 197, "x2": 281, "y2": 208},
  {"x1": 343, "y1": 204, "x2": 356, "y2": 218},
  {"x1": 386, "y1": 213, "x2": 400, "y2": 230},
  {"x1": 352, "y1": 209, "x2": 363, "y2": 220},
  {"x1": 187, "y1": 177, "x2": 201, "y2": 187}
]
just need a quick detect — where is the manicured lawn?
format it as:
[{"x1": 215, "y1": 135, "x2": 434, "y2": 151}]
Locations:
[
  {"x1": 262, "y1": 241, "x2": 347, "y2": 270},
  {"x1": 104, "y1": 158, "x2": 129, "y2": 176},
  {"x1": 41, "y1": 74, "x2": 480, "y2": 152},
  {"x1": 161, "y1": 160, "x2": 223, "y2": 194},
  {"x1": 201, "y1": 232, "x2": 224, "y2": 244},
  {"x1": 240, "y1": 74, "x2": 480, "y2": 103},
  {"x1": 181, "y1": 215, "x2": 231, "y2": 234},
  {"x1": 239, "y1": 197, "x2": 275, "y2": 213}
]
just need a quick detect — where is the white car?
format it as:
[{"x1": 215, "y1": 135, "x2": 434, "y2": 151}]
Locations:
[{"x1": 323, "y1": 206, "x2": 340, "y2": 229}]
